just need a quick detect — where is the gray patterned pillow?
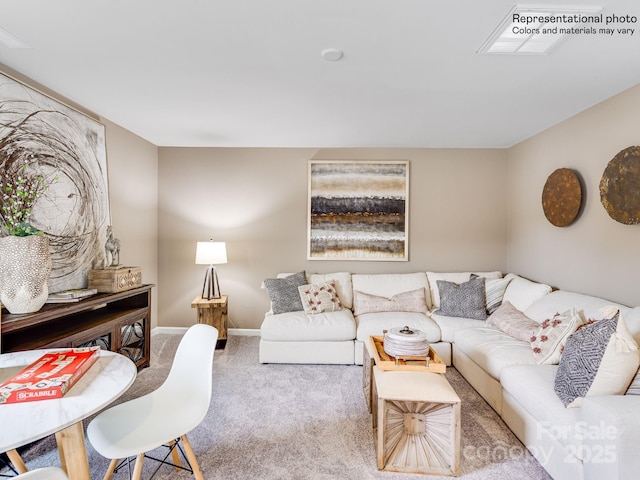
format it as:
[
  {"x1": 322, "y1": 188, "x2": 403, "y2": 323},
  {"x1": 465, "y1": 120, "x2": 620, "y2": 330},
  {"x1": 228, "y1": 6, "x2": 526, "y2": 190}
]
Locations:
[
  {"x1": 264, "y1": 271, "x2": 307, "y2": 315},
  {"x1": 436, "y1": 276, "x2": 487, "y2": 320},
  {"x1": 554, "y1": 312, "x2": 639, "y2": 407},
  {"x1": 554, "y1": 316, "x2": 617, "y2": 407}
]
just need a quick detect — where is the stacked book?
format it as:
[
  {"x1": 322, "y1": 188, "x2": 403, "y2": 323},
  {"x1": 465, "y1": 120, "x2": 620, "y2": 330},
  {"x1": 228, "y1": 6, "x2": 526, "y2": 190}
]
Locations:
[{"x1": 46, "y1": 288, "x2": 98, "y2": 304}]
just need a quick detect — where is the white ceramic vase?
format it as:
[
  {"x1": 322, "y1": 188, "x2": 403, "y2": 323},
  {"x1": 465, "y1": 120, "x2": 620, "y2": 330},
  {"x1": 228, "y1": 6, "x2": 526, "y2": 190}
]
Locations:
[{"x1": 0, "y1": 235, "x2": 52, "y2": 314}]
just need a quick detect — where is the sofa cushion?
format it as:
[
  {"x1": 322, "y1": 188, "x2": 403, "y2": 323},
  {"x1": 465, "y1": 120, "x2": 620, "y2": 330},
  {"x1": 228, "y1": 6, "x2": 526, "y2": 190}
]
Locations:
[
  {"x1": 624, "y1": 306, "x2": 640, "y2": 345},
  {"x1": 429, "y1": 313, "x2": 485, "y2": 343},
  {"x1": 524, "y1": 289, "x2": 630, "y2": 323},
  {"x1": 501, "y1": 365, "x2": 583, "y2": 450},
  {"x1": 263, "y1": 271, "x2": 307, "y2": 314},
  {"x1": 554, "y1": 310, "x2": 640, "y2": 408},
  {"x1": 261, "y1": 309, "x2": 356, "y2": 342},
  {"x1": 502, "y1": 274, "x2": 552, "y2": 312},
  {"x1": 436, "y1": 276, "x2": 487, "y2": 320},
  {"x1": 486, "y1": 301, "x2": 539, "y2": 343},
  {"x1": 426, "y1": 271, "x2": 502, "y2": 309},
  {"x1": 454, "y1": 326, "x2": 536, "y2": 380},
  {"x1": 530, "y1": 308, "x2": 583, "y2": 365},
  {"x1": 298, "y1": 281, "x2": 344, "y2": 314},
  {"x1": 307, "y1": 272, "x2": 353, "y2": 309},
  {"x1": 352, "y1": 273, "x2": 430, "y2": 308},
  {"x1": 353, "y1": 288, "x2": 428, "y2": 316},
  {"x1": 355, "y1": 311, "x2": 441, "y2": 343}
]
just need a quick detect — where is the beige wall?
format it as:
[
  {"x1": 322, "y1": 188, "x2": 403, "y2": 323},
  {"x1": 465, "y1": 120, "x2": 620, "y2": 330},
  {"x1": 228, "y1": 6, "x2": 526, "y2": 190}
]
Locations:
[
  {"x1": 507, "y1": 84, "x2": 640, "y2": 307},
  {"x1": 158, "y1": 147, "x2": 508, "y2": 329},
  {"x1": 15, "y1": 65, "x2": 638, "y2": 329},
  {"x1": 103, "y1": 119, "x2": 159, "y2": 327}
]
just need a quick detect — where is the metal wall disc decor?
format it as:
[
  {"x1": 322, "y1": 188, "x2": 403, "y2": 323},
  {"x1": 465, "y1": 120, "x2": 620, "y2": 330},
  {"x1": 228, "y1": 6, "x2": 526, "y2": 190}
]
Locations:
[
  {"x1": 541, "y1": 168, "x2": 582, "y2": 227},
  {"x1": 600, "y1": 146, "x2": 640, "y2": 225}
]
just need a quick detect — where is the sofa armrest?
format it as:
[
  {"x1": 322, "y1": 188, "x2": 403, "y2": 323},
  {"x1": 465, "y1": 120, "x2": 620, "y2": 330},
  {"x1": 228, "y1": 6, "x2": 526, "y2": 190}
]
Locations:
[{"x1": 580, "y1": 395, "x2": 640, "y2": 480}]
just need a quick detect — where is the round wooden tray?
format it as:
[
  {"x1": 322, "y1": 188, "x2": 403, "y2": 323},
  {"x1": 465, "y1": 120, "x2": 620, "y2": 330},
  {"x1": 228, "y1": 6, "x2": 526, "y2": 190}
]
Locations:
[{"x1": 600, "y1": 146, "x2": 640, "y2": 224}]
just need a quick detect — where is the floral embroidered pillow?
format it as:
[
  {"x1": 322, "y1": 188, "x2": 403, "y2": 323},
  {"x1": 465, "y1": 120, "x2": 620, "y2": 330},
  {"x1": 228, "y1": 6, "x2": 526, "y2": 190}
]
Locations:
[
  {"x1": 298, "y1": 281, "x2": 344, "y2": 314},
  {"x1": 530, "y1": 308, "x2": 583, "y2": 365}
]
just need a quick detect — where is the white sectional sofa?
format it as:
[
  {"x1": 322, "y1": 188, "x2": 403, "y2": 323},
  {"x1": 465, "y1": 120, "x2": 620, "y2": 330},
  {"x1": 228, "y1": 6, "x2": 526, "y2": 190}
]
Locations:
[{"x1": 259, "y1": 270, "x2": 640, "y2": 480}]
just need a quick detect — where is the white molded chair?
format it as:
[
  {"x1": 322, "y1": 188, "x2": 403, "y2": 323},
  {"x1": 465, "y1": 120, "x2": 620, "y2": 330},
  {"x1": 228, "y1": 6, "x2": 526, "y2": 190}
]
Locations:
[
  {"x1": 14, "y1": 468, "x2": 69, "y2": 479},
  {"x1": 87, "y1": 324, "x2": 218, "y2": 480}
]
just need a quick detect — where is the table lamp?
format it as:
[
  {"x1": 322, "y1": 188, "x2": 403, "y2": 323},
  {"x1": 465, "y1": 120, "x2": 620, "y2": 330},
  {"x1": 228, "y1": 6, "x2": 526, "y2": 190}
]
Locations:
[{"x1": 195, "y1": 240, "x2": 227, "y2": 299}]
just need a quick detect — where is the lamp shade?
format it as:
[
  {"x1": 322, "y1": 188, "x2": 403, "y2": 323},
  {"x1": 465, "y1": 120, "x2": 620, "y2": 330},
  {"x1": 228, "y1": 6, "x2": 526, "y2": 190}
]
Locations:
[{"x1": 195, "y1": 241, "x2": 227, "y2": 265}]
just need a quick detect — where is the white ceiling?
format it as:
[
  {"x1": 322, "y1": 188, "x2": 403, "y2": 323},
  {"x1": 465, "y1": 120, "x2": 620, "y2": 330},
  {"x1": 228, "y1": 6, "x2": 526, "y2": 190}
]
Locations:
[{"x1": 1, "y1": 0, "x2": 639, "y2": 148}]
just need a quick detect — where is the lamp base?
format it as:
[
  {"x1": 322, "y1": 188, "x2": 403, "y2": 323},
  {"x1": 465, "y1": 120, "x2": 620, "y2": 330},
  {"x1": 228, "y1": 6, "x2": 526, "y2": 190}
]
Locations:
[{"x1": 201, "y1": 265, "x2": 221, "y2": 300}]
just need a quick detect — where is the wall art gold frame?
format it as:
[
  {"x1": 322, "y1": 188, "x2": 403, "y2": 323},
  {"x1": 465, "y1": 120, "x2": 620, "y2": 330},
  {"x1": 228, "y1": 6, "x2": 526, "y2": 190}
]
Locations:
[{"x1": 308, "y1": 160, "x2": 409, "y2": 261}]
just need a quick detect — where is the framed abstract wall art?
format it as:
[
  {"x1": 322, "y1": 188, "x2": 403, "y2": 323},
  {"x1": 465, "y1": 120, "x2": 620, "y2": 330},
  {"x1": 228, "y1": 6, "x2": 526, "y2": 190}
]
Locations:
[
  {"x1": 0, "y1": 71, "x2": 111, "y2": 292},
  {"x1": 308, "y1": 160, "x2": 409, "y2": 261}
]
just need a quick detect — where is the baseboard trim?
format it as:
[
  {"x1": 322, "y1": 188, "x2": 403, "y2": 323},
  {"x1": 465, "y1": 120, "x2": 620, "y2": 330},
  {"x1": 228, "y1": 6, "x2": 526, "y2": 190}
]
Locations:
[
  {"x1": 229, "y1": 328, "x2": 260, "y2": 336},
  {"x1": 151, "y1": 326, "x2": 260, "y2": 336},
  {"x1": 152, "y1": 326, "x2": 187, "y2": 336}
]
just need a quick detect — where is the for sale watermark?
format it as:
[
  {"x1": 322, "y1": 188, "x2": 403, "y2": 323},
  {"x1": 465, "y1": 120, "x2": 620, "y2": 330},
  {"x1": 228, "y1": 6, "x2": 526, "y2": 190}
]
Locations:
[{"x1": 463, "y1": 421, "x2": 619, "y2": 467}]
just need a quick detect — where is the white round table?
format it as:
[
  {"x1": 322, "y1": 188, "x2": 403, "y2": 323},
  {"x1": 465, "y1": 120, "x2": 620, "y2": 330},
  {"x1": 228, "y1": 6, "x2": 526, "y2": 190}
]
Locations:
[{"x1": 0, "y1": 349, "x2": 137, "y2": 480}]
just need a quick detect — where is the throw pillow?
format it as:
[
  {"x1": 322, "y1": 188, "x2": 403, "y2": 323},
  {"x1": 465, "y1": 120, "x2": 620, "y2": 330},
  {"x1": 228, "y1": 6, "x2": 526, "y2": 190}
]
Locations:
[
  {"x1": 502, "y1": 275, "x2": 552, "y2": 312},
  {"x1": 554, "y1": 308, "x2": 640, "y2": 408},
  {"x1": 298, "y1": 281, "x2": 343, "y2": 314},
  {"x1": 307, "y1": 272, "x2": 353, "y2": 309},
  {"x1": 436, "y1": 276, "x2": 487, "y2": 320},
  {"x1": 263, "y1": 271, "x2": 307, "y2": 315},
  {"x1": 530, "y1": 308, "x2": 583, "y2": 365},
  {"x1": 626, "y1": 370, "x2": 640, "y2": 395},
  {"x1": 485, "y1": 277, "x2": 511, "y2": 315},
  {"x1": 486, "y1": 301, "x2": 540, "y2": 342},
  {"x1": 352, "y1": 288, "x2": 428, "y2": 316}
]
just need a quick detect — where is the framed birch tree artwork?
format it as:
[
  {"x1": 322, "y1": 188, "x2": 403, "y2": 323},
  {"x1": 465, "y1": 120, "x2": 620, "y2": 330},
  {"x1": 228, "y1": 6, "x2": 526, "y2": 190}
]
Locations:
[
  {"x1": 0, "y1": 71, "x2": 110, "y2": 292},
  {"x1": 308, "y1": 160, "x2": 409, "y2": 261}
]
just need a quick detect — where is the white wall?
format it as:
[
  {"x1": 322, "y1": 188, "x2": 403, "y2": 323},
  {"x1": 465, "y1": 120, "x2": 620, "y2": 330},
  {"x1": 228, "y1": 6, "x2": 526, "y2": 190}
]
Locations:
[
  {"x1": 507, "y1": 84, "x2": 640, "y2": 307},
  {"x1": 158, "y1": 147, "x2": 508, "y2": 329}
]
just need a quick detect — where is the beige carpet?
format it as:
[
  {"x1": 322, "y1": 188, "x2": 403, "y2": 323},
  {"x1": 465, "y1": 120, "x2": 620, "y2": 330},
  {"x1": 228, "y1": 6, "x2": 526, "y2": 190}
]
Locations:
[{"x1": 4, "y1": 334, "x2": 552, "y2": 479}]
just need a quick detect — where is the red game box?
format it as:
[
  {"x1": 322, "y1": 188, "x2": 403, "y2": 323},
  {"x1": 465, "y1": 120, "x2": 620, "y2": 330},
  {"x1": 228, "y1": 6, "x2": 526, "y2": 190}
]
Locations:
[{"x1": 0, "y1": 346, "x2": 100, "y2": 404}]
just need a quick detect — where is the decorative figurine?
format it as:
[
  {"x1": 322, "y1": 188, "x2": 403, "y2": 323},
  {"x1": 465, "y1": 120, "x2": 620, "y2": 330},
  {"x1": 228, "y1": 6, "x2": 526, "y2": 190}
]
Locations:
[{"x1": 104, "y1": 225, "x2": 121, "y2": 267}]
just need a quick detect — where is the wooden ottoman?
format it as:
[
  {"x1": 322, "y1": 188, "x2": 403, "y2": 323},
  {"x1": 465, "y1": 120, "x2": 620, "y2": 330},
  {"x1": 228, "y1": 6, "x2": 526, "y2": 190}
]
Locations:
[{"x1": 373, "y1": 368, "x2": 461, "y2": 476}]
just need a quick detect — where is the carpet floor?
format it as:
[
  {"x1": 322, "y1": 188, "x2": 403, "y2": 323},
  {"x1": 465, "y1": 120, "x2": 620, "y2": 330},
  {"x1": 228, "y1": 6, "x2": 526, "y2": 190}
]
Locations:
[{"x1": 3, "y1": 334, "x2": 552, "y2": 479}]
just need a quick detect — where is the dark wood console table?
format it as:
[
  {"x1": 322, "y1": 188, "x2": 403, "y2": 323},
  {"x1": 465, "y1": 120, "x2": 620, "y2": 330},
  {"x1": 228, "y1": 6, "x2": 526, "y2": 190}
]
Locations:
[{"x1": 0, "y1": 284, "x2": 153, "y2": 371}]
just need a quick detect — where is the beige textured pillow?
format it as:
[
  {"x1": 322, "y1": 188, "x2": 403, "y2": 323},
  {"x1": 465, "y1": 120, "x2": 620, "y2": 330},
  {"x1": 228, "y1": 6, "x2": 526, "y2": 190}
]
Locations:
[
  {"x1": 530, "y1": 308, "x2": 583, "y2": 365},
  {"x1": 298, "y1": 281, "x2": 344, "y2": 314},
  {"x1": 486, "y1": 301, "x2": 539, "y2": 342},
  {"x1": 353, "y1": 288, "x2": 428, "y2": 316}
]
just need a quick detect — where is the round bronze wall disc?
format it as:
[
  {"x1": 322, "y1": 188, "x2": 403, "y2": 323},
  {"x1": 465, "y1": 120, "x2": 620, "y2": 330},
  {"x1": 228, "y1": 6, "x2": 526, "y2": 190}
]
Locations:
[
  {"x1": 600, "y1": 146, "x2": 640, "y2": 225},
  {"x1": 542, "y1": 168, "x2": 582, "y2": 227}
]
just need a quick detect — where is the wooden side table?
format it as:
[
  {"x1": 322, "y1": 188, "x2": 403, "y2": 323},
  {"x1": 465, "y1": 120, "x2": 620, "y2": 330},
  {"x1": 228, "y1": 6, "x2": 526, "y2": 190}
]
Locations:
[
  {"x1": 191, "y1": 295, "x2": 228, "y2": 349},
  {"x1": 373, "y1": 368, "x2": 461, "y2": 476}
]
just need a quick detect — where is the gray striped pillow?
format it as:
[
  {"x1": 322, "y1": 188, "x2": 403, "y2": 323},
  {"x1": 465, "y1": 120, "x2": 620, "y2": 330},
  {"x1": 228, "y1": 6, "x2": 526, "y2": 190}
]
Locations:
[
  {"x1": 485, "y1": 277, "x2": 511, "y2": 315},
  {"x1": 626, "y1": 372, "x2": 640, "y2": 395}
]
